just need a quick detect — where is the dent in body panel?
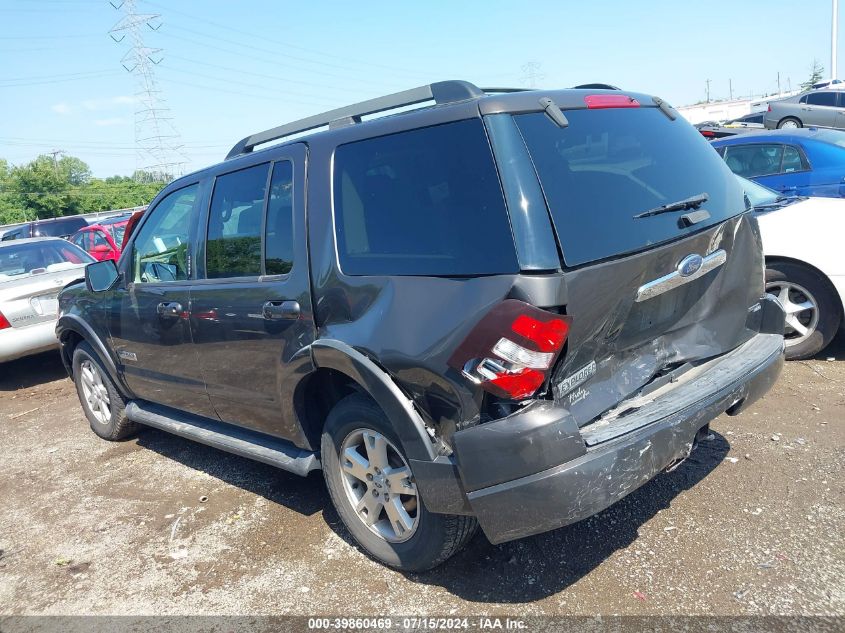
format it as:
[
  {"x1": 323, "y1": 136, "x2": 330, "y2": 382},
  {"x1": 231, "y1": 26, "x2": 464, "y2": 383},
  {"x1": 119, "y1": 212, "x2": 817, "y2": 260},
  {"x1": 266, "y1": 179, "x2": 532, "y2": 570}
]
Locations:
[{"x1": 551, "y1": 213, "x2": 764, "y2": 427}]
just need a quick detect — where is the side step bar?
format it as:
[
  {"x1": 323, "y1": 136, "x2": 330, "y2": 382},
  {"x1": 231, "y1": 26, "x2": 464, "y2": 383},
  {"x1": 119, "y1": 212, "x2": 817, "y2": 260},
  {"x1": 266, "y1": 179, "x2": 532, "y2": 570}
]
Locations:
[{"x1": 125, "y1": 401, "x2": 320, "y2": 476}]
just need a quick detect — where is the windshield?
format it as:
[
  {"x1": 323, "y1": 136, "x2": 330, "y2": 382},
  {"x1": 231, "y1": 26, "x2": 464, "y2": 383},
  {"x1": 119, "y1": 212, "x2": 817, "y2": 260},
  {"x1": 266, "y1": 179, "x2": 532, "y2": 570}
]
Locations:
[
  {"x1": 737, "y1": 175, "x2": 780, "y2": 207},
  {"x1": 106, "y1": 222, "x2": 127, "y2": 246},
  {"x1": 0, "y1": 240, "x2": 93, "y2": 279},
  {"x1": 514, "y1": 107, "x2": 747, "y2": 266}
]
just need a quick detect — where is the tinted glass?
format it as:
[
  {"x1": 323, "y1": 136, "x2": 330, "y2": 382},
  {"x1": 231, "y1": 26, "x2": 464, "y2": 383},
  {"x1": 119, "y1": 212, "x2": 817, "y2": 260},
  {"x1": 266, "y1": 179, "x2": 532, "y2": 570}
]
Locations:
[
  {"x1": 265, "y1": 161, "x2": 294, "y2": 275},
  {"x1": 0, "y1": 240, "x2": 93, "y2": 279},
  {"x1": 206, "y1": 163, "x2": 269, "y2": 279},
  {"x1": 92, "y1": 230, "x2": 110, "y2": 248},
  {"x1": 132, "y1": 184, "x2": 197, "y2": 283},
  {"x1": 108, "y1": 223, "x2": 127, "y2": 246},
  {"x1": 333, "y1": 119, "x2": 517, "y2": 276},
  {"x1": 515, "y1": 108, "x2": 746, "y2": 266},
  {"x1": 70, "y1": 232, "x2": 89, "y2": 250},
  {"x1": 722, "y1": 144, "x2": 784, "y2": 177},
  {"x1": 806, "y1": 92, "x2": 836, "y2": 106},
  {"x1": 782, "y1": 146, "x2": 804, "y2": 172},
  {"x1": 32, "y1": 216, "x2": 87, "y2": 237}
]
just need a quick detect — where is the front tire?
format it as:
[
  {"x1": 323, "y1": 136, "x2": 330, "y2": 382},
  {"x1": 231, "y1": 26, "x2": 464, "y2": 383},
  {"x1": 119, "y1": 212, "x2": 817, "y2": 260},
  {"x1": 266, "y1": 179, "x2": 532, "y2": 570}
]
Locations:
[
  {"x1": 766, "y1": 262, "x2": 842, "y2": 360},
  {"x1": 72, "y1": 342, "x2": 137, "y2": 440},
  {"x1": 321, "y1": 394, "x2": 477, "y2": 571},
  {"x1": 777, "y1": 117, "x2": 802, "y2": 129}
]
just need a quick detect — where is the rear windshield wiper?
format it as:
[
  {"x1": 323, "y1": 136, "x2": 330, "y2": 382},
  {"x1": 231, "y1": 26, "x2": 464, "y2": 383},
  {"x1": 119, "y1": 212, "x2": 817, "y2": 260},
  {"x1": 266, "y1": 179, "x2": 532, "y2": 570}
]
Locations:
[{"x1": 633, "y1": 193, "x2": 709, "y2": 219}]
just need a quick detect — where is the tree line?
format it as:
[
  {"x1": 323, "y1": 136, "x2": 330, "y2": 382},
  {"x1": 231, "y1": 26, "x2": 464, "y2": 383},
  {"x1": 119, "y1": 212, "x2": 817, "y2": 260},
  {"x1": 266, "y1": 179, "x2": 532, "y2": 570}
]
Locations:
[{"x1": 0, "y1": 154, "x2": 171, "y2": 226}]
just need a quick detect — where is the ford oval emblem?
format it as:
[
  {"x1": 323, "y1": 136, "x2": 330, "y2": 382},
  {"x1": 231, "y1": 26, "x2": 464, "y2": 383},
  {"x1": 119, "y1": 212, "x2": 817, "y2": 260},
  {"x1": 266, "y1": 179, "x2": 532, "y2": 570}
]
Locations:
[{"x1": 677, "y1": 254, "x2": 704, "y2": 277}]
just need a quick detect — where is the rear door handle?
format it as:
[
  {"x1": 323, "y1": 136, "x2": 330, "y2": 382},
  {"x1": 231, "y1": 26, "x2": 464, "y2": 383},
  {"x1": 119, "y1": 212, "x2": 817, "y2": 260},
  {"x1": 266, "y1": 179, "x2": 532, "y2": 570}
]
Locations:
[
  {"x1": 262, "y1": 300, "x2": 300, "y2": 320},
  {"x1": 157, "y1": 301, "x2": 183, "y2": 318}
]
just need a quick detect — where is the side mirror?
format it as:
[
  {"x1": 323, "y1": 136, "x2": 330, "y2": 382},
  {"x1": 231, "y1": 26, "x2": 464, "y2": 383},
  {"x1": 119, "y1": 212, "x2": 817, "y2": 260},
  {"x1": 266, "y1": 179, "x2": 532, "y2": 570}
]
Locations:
[{"x1": 85, "y1": 259, "x2": 120, "y2": 292}]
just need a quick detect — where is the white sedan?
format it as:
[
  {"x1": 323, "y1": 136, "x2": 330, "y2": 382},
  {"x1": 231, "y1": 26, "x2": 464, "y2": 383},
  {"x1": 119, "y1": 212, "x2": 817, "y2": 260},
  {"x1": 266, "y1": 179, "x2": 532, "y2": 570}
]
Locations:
[
  {"x1": 0, "y1": 237, "x2": 93, "y2": 363},
  {"x1": 743, "y1": 176, "x2": 845, "y2": 359}
]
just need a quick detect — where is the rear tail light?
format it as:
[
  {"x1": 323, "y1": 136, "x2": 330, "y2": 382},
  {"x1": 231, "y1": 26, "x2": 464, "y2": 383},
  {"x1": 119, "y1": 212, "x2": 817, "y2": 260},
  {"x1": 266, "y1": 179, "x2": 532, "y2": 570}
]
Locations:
[
  {"x1": 0, "y1": 311, "x2": 10, "y2": 330},
  {"x1": 767, "y1": 104, "x2": 772, "y2": 112},
  {"x1": 584, "y1": 94, "x2": 640, "y2": 109},
  {"x1": 700, "y1": 130, "x2": 715, "y2": 137},
  {"x1": 448, "y1": 300, "x2": 571, "y2": 400}
]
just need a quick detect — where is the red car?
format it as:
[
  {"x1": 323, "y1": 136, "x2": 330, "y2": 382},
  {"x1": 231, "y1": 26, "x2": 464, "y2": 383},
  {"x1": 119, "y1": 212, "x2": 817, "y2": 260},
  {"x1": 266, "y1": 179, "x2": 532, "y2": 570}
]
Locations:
[{"x1": 69, "y1": 215, "x2": 132, "y2": 262}]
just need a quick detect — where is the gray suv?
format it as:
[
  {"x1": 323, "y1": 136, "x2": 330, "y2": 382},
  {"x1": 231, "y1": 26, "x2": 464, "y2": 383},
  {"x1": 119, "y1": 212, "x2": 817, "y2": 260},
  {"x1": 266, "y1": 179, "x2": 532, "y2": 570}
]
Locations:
[
  {"x1": 764, "y1": 90, "x2": 845, "y2": 129},
  {"x1": 56, "y1": 81, "x2": 785, "y2": 571}
]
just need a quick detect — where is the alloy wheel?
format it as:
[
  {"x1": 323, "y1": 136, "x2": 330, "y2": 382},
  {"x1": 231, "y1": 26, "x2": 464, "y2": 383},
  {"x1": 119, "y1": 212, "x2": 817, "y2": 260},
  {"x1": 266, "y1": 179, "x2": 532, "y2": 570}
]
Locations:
[
  {"x1": 338, "y1": 428, "x2": 419, "y2": 543},
  {"x1": 79, "y1": 360, "x2": 111, "y2": 425},
  {"x1": 766, "y1": 280, "x2": 820, "y2": 347}
]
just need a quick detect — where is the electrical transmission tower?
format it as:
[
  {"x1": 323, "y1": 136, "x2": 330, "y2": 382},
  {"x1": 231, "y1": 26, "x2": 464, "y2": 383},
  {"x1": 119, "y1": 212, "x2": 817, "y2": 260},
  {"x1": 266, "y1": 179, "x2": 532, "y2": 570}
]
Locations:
[
  {"x1": 109, "y1": 0, "x2": 186, "y2": 182},
  {"x1": 521, "y1": 62, "x2": 545, "y2": 89}
]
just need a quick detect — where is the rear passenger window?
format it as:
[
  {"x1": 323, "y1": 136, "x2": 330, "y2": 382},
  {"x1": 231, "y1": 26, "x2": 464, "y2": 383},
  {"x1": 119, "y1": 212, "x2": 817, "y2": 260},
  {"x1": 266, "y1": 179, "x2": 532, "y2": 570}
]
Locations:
[
  {"x1": 781, "y1": 146, "x2": 804, "y2": 172},
  {"x1": 333, "y1": 119, "x2": 517, "y2": 276},
  {"x1": 206, "y1": 163, "x2": 270, "y2": 279},
  {"x1": 806, "y1": 92, "x2": 836, "y2": 106},
  {"x1": 265, "y1": 161, "x2": 294, "y2": 275},
  {"x1": 723, "y1": 144, "x2": 784, "y2": 177}
]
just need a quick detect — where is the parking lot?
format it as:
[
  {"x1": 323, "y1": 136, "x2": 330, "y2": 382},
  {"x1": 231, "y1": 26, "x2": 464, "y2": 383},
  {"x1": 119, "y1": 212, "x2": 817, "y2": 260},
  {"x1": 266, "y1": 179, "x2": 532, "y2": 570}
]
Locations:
[{"x1": 0, "y1": 337, "x2": 842, "y2": 616}]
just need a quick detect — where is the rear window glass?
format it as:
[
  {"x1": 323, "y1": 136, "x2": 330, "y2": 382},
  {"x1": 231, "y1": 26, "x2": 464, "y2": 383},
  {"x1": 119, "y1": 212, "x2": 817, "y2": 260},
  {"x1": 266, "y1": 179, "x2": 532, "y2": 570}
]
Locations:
[
  {"x1": 0, "y1": 240, "x2": 93, "y2": 279},
  {"x1": 333, "y1": 119, "x2": 518, "y2": 276},
  {"x1": 515, "y1": 108, "x2": 746, "y2": 266},
  {"x1": 32, "y1": 217, "x2": 87, "y2": 237}
]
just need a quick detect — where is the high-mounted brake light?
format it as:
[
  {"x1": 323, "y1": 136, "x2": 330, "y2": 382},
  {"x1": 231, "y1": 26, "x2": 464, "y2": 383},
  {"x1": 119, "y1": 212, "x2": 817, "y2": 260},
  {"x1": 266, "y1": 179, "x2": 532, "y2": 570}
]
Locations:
[
  {"x1": 448, "y1": 300, "x2": 571, "y2": 401},
  {"x1": 584, "y1": 94, "x2": 640, "y2": 109},
  {"x1": 0, "y1": 310, "x2": 10, "y2": 330}
]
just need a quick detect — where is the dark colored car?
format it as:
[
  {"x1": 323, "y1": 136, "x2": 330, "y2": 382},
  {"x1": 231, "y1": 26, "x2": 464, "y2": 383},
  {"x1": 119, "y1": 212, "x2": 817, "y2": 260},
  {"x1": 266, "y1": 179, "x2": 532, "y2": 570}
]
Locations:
[
  {"x1": 712, "y1": 128, "x2": 845, "y2": 197},
  {"x1": 697, "y1": 112, "x2": 766, "y2": 139},
  {"x1": 69, "y1": 214, "x2": 132, "y2": 262},
  {"x1": 0, "y1": 215, "x2": 88, "y2": 242},
  {"x1": 56, "y1": 81, "x2": 785, "y2": 571}
]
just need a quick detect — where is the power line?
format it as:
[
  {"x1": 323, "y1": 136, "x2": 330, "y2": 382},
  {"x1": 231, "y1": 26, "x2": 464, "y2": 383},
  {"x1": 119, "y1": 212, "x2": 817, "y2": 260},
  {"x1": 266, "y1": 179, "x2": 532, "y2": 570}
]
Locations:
[
  {"x1": 109, "y1": 0, "x2": 186, "y2": 180},
  {"x1": 141, "y1": 0, "x2": 433, "y2": 81}
]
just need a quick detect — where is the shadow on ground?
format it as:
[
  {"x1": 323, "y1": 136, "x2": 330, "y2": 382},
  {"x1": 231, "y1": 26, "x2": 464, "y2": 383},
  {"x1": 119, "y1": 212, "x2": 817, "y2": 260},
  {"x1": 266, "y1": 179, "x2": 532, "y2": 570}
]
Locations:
[
  {"x1": 136, "y1": 427, "x2": 327, "y2": 517},
  {"x1": 135, "y1": 417, "x2": 731, "y2": 604},
  {"x1": 0, "y1": 351, "x2": 67, "y2": 391}
]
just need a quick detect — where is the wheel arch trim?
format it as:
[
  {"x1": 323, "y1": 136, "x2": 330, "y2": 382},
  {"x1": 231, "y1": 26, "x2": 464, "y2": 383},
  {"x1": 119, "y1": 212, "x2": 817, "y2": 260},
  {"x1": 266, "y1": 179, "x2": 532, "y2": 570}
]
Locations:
[
  {"x1": 309, "y1": 339, "x2": 438, "y2": 462},
  {"x1": 765, "y1": 255, "x2": 845, "y2": 320},
  {"x1": 56, "y1": 315, "x2": 132, "y2": 398}
]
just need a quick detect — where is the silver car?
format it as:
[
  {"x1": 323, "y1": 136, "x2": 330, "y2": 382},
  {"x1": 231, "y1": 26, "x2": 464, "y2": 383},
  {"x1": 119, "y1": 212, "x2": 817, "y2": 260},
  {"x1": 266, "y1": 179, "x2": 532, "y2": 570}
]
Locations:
[
  {"x1": 0, "y1": 238, "x2": 92, "y2": 362},
  {"x1": 764, "y1": 90, "x2": 845, "y2": 130}
]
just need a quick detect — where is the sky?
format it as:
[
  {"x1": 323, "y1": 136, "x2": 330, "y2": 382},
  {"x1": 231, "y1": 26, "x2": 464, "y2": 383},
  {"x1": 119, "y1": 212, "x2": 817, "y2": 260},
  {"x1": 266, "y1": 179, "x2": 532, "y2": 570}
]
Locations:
[{"x1": 0, "y1": 0, "x2": 840, "y2": 177}]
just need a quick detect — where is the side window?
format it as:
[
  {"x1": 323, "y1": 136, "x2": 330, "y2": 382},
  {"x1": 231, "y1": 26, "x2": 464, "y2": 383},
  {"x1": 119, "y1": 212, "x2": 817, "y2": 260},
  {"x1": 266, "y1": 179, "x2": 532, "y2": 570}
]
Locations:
[
  {"x1": 70, "y1": 232, "x2": 88, "y2": 250},
  {"x1": 265, "y1": 161, "x2": 294, "y2": 275},
  {"x1": 92, "y1": 230, "x2": 110, "y2": 249},
  {"x1": 806, "y1": 92, "x2": 836, "y2": 106},
  {"x1": 332, "y1": 119, "x2": 517, "y2": 276},
  {"x1": 131, "y1": 184, "x2": 198, "y2": 283},
  {"x1": 799, "y1": 95, "x2": 807, "y2": 104},
  {"x1": 206, "y1": 163, "x2": 270, "y2": 279},
  {"x1": 723, "y1": 144, "x2": 784, "y2": 178},
  {"x1": 781, "y1": 146, "x2": 804, "y2": 173}
]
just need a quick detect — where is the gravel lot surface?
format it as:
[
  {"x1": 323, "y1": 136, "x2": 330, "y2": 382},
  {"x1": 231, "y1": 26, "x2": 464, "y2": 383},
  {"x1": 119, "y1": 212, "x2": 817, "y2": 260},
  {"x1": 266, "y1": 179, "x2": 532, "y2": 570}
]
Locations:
[{"x1": 1, "y1": 337, "x2": 843, "y2": 616}]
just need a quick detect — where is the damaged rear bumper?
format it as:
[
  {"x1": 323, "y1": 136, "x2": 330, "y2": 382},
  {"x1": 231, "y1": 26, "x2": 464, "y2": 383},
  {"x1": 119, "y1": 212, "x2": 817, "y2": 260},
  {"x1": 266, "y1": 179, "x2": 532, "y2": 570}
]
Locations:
[{"x1": 448, "y1": 330, "x2": 784, "y2": 545}]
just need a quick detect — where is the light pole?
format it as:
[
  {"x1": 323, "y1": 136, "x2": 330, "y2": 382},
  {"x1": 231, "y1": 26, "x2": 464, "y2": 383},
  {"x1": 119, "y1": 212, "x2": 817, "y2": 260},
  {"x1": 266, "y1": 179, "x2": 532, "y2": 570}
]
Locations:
[{"x1": 834, "y1": 0, "x2": 839, "y2": 79}]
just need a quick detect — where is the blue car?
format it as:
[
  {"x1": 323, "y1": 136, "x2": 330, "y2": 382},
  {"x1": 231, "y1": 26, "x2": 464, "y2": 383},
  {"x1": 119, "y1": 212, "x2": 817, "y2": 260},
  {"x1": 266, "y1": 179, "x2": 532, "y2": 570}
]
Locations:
[{"x1": 711, "y1": 128, "x2": 845, "y2": 197}]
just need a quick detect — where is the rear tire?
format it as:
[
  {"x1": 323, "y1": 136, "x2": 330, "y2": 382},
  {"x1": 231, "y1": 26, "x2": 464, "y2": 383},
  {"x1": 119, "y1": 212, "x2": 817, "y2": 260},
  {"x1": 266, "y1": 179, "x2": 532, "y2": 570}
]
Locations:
[
  {"x1": 72, "y1": 341, "x2": 137, "y2": 441},
  {"x1": 765, "y1": 262, "x2": 841, "y2": 360},
  {"x1": 777, "y1": 117, "x2": 802, "y2": 129},
  {"x1": 321, "y1": 393, "x2": 477, "y2": 571}
]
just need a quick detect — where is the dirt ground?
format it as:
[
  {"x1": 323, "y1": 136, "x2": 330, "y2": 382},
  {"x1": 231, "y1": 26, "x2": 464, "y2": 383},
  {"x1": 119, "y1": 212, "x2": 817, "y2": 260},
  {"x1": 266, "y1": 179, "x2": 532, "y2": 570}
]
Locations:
[{"x1": 0, "y1": 337, "x2": 843, "y2": 617}]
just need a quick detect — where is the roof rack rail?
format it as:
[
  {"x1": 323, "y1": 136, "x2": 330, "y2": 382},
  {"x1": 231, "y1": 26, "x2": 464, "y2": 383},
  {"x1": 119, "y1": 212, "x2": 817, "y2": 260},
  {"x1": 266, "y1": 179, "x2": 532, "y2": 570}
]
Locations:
[
  {"x1": 481, "y1": 87, "x2": 528, "y2": 94},
  {"x1": 571, "y1": 83, "x2": 621, "y2": 90},
  {"x1": 226, "y1": 80, "x2": 484, "y2": 159}
]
